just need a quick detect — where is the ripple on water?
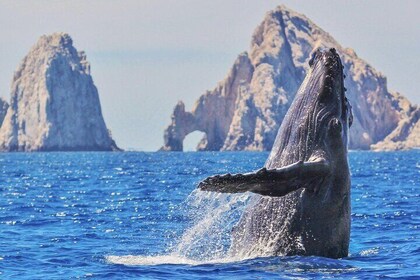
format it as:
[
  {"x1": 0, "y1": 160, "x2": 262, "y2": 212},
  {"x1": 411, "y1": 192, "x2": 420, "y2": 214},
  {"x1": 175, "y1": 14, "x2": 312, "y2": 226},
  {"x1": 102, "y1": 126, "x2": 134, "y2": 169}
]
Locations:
[{"x1": 0, "y1": 151, "x2": 418, "y2": 279}]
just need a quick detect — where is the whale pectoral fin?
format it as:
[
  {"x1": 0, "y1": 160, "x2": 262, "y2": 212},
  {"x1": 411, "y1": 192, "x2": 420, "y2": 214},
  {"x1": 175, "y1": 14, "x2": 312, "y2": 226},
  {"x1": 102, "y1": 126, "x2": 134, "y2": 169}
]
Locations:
[{"x1": 198, "y1": 159, "x2": 330, "y2": 197}]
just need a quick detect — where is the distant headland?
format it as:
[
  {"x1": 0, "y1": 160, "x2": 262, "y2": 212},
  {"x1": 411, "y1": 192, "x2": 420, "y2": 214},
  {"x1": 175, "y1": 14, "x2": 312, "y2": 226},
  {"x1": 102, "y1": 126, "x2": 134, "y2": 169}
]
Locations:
[{"x1": 161, "y1": 5, "x2": 419, "y2": 152}]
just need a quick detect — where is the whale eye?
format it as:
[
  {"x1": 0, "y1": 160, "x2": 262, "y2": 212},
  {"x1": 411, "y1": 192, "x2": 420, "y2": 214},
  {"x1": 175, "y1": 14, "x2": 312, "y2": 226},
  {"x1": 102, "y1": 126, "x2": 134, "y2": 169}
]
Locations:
[{"x1": 329, "y1": 118, "x2": 342, "y2": 136}]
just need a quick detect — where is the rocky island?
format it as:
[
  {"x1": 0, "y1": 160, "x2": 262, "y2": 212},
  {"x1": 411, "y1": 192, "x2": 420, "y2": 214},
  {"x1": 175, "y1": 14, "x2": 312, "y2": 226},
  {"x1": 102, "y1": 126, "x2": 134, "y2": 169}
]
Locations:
[
  {"x1": 161, "y1": 5, "x2": 418, "y2": 151},
  {"x1": 0, "y1": 32, "x2": 119, "y2": 151}
]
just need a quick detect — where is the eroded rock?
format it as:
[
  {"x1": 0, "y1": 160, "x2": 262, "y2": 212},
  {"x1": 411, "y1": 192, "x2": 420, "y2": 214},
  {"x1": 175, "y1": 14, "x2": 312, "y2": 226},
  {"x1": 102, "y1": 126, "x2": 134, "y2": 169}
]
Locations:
[
  {"x1": 0, "y1": 33, "x2": 119, "y2": 151},
  {"x1": 161, "y1": 5, "x2": 416, "y2": 151}
]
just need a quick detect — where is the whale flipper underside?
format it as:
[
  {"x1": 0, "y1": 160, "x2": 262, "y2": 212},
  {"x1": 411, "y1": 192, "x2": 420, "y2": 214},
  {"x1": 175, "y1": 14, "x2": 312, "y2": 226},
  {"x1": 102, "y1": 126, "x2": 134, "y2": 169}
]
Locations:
[{"x1": 198, "y1": 159, "x2": 330, "y2": 197}]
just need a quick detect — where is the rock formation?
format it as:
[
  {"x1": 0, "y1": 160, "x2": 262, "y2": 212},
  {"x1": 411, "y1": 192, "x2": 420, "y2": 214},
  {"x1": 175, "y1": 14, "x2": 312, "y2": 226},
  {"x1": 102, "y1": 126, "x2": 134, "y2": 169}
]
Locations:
[
  {"x1": 161, "y1": 53, "x2": 253, "y2": 151},
  {"x1": 0, "y1": 32, "x2": 119, "y2": 151},
  {"x1": 0, "y1": 98, "x2": 8, "y2": 127},
  {"x1": 371, "y1": 92, "x2": 420, "y2": 151},
  {"x1": 161, "y1": 5, "x2": 417, "y2": 151}
]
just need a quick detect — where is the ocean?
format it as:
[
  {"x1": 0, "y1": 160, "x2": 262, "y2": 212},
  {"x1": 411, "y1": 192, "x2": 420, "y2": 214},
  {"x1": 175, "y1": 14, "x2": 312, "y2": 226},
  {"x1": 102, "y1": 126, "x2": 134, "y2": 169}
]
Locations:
[{"x1": 0, "y1": 151, "x2": 418, "y2": 279}]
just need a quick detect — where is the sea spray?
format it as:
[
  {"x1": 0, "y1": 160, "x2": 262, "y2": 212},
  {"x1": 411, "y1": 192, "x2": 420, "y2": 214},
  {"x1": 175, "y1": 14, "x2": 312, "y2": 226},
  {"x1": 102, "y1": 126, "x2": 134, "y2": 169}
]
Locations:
[
  {"x1": 171, "y1": 189, "x2": 252, "y2": 261},
  {"x1": 106, "y1": 189, "x2": 254, "y2": 265}
]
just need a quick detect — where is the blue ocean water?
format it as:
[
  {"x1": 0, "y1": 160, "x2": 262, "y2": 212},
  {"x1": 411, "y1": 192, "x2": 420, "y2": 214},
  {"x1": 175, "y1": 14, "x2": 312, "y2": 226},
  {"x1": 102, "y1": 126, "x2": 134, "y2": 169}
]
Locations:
[{"x1": 0, "y1": 151, "x2": 418, "y2": 279}]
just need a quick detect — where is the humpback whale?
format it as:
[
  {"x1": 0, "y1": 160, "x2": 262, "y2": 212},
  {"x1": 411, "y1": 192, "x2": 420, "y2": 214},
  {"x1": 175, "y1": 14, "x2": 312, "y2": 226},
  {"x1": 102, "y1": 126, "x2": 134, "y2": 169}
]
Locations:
[{"x1": 198, "y1": 48, "x2": 353, "y2": 259}]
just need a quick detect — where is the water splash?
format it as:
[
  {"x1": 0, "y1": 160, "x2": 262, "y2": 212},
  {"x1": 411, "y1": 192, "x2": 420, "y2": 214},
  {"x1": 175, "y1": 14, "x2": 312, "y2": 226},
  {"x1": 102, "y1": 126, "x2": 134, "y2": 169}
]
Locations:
[
  {"x1": 172, "y1": 190, "x2": 251, "y2": 260},
  {"x1": 107, "y1": 189, "x2": 253, "y2": 265}
]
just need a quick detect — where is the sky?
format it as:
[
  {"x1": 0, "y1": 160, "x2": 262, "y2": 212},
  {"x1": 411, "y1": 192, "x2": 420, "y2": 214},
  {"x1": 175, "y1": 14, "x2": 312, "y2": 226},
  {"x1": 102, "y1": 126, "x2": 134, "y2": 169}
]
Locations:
[{"x1": 0, "y1": 0, "x2": 418, "y2": 151}]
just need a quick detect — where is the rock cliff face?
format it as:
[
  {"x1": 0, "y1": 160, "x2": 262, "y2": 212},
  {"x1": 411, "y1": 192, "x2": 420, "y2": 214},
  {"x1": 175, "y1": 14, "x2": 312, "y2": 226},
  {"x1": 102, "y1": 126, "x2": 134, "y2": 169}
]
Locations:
[
  {"x1": 371, "y1": 92, "x2": 420, "y2": 151},
  {"x1": 0, "y1": 98, "x2": 8, "y2": 127},
  {"x1": 161, "y1": 53, "x2": 253, "y2": 151},
  {"x1": 0, "y1": 33, "x2": 119, "y2": 151},
  {"x1": 161, "y1": 5, "x2": 416, "y2": 151}
]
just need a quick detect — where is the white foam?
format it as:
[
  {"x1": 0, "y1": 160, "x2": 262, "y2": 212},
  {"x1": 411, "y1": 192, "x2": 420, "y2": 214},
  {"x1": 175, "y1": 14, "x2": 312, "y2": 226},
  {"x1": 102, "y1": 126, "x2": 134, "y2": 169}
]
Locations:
[
  {"x1": 105, "y1": 254, "x2": 247, "y2": 266},
  {"x1": 106, "y1": 254, "x2": 199, "y2": 266},
  {"x1": 359, "y1": 248, "x2": 379, "y2": 256}
]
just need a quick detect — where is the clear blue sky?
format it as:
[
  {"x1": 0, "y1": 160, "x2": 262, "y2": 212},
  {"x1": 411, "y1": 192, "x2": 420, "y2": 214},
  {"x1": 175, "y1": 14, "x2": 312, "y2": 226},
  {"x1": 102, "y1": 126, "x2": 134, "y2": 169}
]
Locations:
[{"x1": 0, "y1": 1, "x2": 418, "y2": 151}]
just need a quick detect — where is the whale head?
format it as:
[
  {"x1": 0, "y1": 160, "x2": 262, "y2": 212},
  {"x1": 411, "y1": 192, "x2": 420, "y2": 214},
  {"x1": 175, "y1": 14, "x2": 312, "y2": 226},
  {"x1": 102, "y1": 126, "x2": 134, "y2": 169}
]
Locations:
[{"x1": 267, "y1": 48, "x2": 353, "y2": 166}]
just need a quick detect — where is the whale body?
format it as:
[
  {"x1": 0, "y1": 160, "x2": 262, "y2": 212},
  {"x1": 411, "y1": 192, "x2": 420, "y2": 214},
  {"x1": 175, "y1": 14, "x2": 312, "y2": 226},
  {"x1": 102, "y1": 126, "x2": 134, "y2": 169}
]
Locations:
[{"x1": 199, "y1": 48, "x2": 353, "y2": 259}]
